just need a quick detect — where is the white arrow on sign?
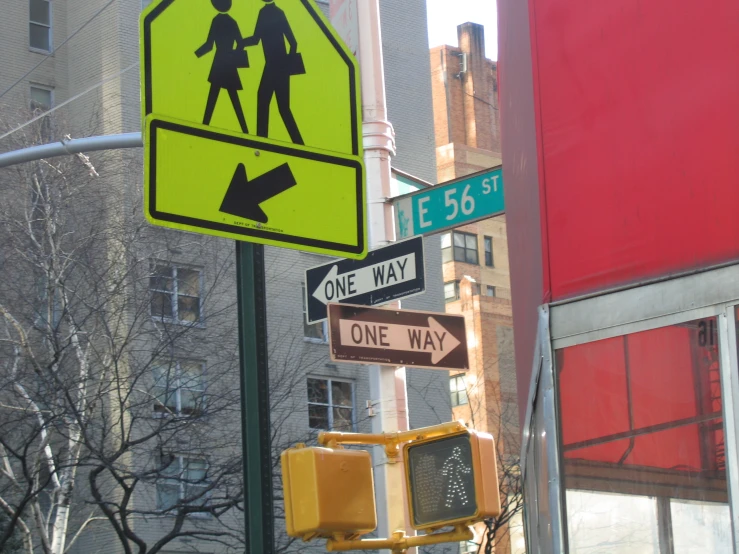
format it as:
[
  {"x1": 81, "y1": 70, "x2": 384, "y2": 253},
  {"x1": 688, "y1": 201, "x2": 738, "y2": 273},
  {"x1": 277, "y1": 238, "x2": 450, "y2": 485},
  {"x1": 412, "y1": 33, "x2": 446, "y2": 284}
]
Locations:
[
  {"x1": 338, "y1": 316, "x2": 461, "y2": 365},
  {"x1": 312, "y1": 254, "x2": 417, "y2": 305}
]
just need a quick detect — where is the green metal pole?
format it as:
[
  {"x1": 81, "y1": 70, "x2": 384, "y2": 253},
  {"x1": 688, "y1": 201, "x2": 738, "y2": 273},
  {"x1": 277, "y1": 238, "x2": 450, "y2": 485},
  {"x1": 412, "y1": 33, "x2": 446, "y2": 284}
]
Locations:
[{"x1": 236, "y1": 241, "x2": 274, "y2": 554}]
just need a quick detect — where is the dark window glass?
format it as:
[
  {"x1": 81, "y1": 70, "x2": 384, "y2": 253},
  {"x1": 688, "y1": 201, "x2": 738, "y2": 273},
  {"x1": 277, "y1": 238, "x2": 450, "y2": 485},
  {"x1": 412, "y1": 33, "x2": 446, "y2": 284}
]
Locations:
[
  {"x1": 450, "y1": 232, "x2": 478, "y2": 265},
  {"x1": 450, "y1": 374, "x2": 468, "y2": 407},
  {"x1": 29, "y1": 0, "x2": 51, "y2": 51},
  {"x1": 308, "y1": 404, "x2": 329, "y2": 430},
  {"x1": 150, "y1": 264, "x2": 202, "y2": 324},
  {"x1": 307, "y1": 378, "x2": 354, "y2": 431},
  {"x1": 484, "y1": 236, "x2": 493, "y2": 267},
  {"x1": 307, "y1": 378, "x2": 329, "y2": 404}
]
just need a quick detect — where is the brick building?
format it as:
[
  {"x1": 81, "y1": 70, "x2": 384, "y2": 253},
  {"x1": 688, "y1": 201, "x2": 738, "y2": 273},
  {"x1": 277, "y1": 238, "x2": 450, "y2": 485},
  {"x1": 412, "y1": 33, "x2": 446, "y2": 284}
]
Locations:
[
  {"x1": 430, "y1": 22, "x2": 524, "y2": 554},
  {"x1": 0, "y1": 1, "x2": 449, "y2": 552}
]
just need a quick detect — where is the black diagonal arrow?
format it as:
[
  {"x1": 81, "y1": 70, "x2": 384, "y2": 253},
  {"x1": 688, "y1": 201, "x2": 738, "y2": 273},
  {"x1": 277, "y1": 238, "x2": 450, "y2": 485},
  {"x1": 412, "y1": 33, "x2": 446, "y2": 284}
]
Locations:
[{"x1": 219, "y1": 162, "x2": 297, "y2": 224}]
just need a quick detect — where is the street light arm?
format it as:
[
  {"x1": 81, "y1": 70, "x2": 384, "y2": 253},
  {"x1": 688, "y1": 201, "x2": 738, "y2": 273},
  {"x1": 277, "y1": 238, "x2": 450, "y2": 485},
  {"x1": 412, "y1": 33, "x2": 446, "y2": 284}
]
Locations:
[{"x1": 0, "y1": 133, "x2": 143, "y2": 168}]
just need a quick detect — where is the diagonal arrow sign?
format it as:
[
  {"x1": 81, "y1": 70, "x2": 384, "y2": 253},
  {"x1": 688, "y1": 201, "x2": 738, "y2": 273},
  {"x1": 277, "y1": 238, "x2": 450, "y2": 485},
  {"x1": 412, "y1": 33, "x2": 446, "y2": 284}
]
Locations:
[
  {"x1": 312, "y1": 253, "x2": 417, "y2": 305},
  {"x1": 219, "y1": 162, "x2": 297, "y2": 223},
  {"x1": 337, "y1": 316, "x2": 462, "y2": 365}
]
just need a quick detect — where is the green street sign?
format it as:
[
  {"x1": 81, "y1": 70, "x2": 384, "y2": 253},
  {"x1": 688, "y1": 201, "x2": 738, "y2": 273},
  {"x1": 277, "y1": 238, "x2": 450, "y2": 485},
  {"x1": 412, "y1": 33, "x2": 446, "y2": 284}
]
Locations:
[{"x1": 392, "y1": 166, "x2": 503, "y2": 239}]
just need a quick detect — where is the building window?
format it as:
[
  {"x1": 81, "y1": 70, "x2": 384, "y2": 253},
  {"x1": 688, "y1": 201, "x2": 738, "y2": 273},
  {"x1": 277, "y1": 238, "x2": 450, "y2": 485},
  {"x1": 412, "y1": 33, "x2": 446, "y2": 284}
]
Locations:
[
  {"x1": 303, "y1": 284, "x2": 328, "y2": 343},
  {"x1": 444, "y1": 281, "x2": 460, "y2": 303},
  {"x1": 471, "y1": 283, "x2": 481, "y2": 296},
  {"x1": 484, "y1": 236, "x2": 494, "y2": 267},
  {"x1": 441, "y1": 232, "x2": 479, "y2": 264},
  {"x1": 150, "y1": 264, "x2": 202, "y2": 324},
  {"x1": 307, "y1": 377, "x2": 354, "y2": 431},
  {"x1": 450, "y1": 374, "x2": 468, "y2": 407},
  {"x1": 30, "y1": 85, "x2": 52, "y2": 112},
  {"x1": 30, "y1": 85, "x2": 53, "y2": 138},
  {"x1": 157, "y1": 455, "x2": 210, "y2": 512},
  {"x1": 152, "y1": 360, "x2": 205, "y2": 417},
  {"x1": 33, "y1": 276, "x2": 63, "y2": 329},
  {"x1": 30, "y1": 0, "x2": 52, "y2": 51},
  {"x1": 486, "y1": 285, "x2": 496, "y2": 297},
  {"x1": 441, "y1": 233, "x2": 452, "y2": 263}
]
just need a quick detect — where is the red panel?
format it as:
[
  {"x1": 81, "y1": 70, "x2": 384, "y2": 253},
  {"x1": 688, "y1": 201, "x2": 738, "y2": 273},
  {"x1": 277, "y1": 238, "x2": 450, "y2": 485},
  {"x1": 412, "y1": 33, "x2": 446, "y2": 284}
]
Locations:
[
  {"x1": 498, "y1": 0, "x2": 547, "y2": 426},
  {"x1": 559, "y1": 337, "x2": 629, "y2": 446},
  {"x1": 624, "y1": 425, "x2": 704, "y2": 471},
  {"x1": 559, "y1": 323, "x2": 724, "y2": 471},
  {"x1": 530, "y1": 0, "x2": 739, "y2": 298},
  {"x1": 564, "y1": 439, "x2": 632, "y2": 465},
  {"x1": 627, "y1": 328, "x2": 697, "y2": 429}
]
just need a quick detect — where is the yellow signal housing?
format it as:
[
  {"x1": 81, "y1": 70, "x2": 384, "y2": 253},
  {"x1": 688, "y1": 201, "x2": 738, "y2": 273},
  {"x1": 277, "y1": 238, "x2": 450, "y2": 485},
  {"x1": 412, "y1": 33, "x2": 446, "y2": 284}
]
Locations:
[
  {"x1": 281, "y1": 445, "x2": 377, "y2": 540},
  {"x1": 403, "y1": 429, "x2": 501, "y2": 530}
]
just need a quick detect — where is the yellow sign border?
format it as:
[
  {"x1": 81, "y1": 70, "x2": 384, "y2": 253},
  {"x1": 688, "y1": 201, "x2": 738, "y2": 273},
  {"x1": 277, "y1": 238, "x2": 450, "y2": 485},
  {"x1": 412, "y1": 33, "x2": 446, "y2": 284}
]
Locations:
[{"x1": 144, "y1": 114, "x2": 367, "y2": 258}]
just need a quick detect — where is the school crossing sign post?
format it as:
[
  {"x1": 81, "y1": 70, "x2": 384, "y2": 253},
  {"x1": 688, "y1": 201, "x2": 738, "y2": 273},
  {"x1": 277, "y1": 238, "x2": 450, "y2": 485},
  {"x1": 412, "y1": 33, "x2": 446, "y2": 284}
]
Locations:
[
  {"x1": 141, "y1": 2, "x2": 364, "y2": 553},
  {"x1": 141, "y1": 0, "x2": 366, "y2": 258}
]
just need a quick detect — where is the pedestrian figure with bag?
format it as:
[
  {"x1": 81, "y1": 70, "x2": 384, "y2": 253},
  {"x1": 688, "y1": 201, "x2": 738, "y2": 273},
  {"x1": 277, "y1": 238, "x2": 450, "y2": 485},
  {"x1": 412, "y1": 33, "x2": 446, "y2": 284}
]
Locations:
[
  {"x1": 195, "y1": 0, "x2": 250, "y2": 134},
  {"x1": 242, "y1": 0, "x2": 304, "y2": 145}
]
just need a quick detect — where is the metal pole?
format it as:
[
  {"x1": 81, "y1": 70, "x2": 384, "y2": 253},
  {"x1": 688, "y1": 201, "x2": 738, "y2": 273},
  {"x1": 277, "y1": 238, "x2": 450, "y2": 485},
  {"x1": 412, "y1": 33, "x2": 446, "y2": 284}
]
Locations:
[
  {"x1": 236, "y1": 242, "x2": 274, "y2": 554},
  {"x1": 0, "y1": 132, "x2": 142, "y2": 168},
  {"x1": 356, "y1": 1, "x2": 415, "y2": 551}
]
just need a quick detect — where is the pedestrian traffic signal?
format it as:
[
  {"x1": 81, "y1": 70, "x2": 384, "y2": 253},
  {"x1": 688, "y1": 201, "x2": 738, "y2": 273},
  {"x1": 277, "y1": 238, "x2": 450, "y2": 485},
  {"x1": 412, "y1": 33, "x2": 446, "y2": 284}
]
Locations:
[
  {"x1": 404, "y1": 429, "x2": 500, "y2": 530},
  {"x1": 281, "y1": 445, "x2": 377, "y2": 540}
]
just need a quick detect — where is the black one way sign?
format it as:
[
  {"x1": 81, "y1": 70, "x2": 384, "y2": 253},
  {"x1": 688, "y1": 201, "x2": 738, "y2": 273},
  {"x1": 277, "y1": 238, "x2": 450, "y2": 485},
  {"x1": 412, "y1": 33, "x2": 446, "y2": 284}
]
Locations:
[{"x1": 305, "y1": 237, "x2": 425, "y2": 324}]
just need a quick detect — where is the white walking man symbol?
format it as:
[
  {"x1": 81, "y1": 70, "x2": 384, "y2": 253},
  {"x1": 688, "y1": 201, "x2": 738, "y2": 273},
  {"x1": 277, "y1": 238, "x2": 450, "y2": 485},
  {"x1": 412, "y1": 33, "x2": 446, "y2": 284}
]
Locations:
[{"x1": 440, "y1": 446, "x2": 471, "y2": 508}]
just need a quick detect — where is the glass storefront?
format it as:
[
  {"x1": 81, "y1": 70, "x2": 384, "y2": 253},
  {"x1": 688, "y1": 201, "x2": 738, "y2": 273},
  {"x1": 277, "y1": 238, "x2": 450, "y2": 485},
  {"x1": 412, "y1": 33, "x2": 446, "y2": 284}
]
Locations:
[
  {"x1": 557, "y1": 318, "x2": 730, "y2": 552},
  {"x1": 520, "y1": 270, "x2": 739, "y2": 553}
]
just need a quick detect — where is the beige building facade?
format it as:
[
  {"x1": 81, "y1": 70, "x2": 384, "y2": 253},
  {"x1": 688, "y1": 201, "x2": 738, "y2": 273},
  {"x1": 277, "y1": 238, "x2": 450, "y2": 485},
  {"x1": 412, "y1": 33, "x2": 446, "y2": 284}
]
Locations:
[{"x1": 430, "y1": 22, "x2": 524, "y2": 554}]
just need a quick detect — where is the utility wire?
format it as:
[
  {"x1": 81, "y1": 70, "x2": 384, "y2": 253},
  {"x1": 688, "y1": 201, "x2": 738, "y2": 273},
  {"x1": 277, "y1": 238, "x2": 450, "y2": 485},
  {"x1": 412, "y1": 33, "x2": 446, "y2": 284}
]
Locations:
[
  {"x1": 464, "y1": 90, "x2": 499, "y2": 110},
  {"x1": 0, "y1": 0, "x2": 118, "y2": 101},
  {"x1": 0, "y1": 62, "x2": 138, "y2": 142}
]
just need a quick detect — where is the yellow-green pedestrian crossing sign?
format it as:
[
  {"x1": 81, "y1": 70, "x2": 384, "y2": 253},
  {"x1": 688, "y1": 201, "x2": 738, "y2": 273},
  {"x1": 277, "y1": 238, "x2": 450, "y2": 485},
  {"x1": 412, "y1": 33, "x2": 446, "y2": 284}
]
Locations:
[{"x1": 140, "y1": 0, "x2": 366, "y2": 258}]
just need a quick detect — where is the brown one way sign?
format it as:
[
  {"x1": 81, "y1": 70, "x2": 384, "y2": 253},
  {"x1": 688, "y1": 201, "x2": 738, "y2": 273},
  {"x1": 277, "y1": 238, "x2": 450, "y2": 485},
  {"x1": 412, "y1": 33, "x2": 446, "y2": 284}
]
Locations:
[{"x1": 328, "y1": 304, "x2": 469, "y2": 371}]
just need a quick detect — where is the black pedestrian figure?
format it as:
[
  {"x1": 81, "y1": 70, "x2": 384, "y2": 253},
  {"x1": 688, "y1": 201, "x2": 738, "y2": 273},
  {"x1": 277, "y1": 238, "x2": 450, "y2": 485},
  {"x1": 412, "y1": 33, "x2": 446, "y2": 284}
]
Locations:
[
  {"x1": 242, "y1": 0, "x2": 304, "y2": 145},
  {"x1": 195, "y1": 0, "x2": 249, "y2": 134}
]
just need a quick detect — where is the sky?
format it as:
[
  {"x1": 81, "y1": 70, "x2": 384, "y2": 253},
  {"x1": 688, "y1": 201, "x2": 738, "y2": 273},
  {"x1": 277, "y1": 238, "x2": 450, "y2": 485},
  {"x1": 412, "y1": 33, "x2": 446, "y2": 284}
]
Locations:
[{"x1": 426, "y1": 0, "x2": 498, "y2": 60}]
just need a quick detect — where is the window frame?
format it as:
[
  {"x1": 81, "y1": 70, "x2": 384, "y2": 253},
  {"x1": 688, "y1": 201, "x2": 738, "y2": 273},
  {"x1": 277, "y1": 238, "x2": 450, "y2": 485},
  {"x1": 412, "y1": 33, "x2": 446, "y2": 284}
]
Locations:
[
  {"x1": 450, "y1": 374, "x2": 469, "y2": 407},
  {"x1": 307, "y1": 377, "x2": 356, "y2": 432},
  {"x1": 156, "y1": 454, "x2": 211, "y2": 516},
  {"x1": 29, "y1": 84, "x2": 54, "y2": 140},
  {"x1": 484, "y1": 235, "x2": 494, "y2": 267},
  {"x1": 29, "y1": 0, "x2": 52, "y2": 53},
  {"x1": 29, "y1": 84, "x2": 53, "y2": 112},
  {"x1": 455, "y1": 231, "x2": 479, "y2": 264},
  {"x1": 152, "y1": 359, "x2": 206, "y2": 418},
  {"x1": 486, "y1": 285, "x2": 496, "y2": 297},
  {"x1": 302, "y1": 283, "x2": 328, "y2": 343},
  {"x1": 444, "y1": 281, "x2": 460, "y2": 303},
  {"x1": 149, "y1": 263, "x2": 204, "y2": 326},
  {"x1": 521, "y1": 265, "x2": 739, "y2": 554},
  {"x1": 441, "y1": 231, "x2": 479, "y2": 265}
]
